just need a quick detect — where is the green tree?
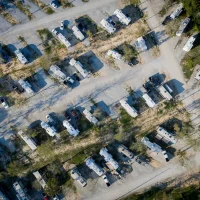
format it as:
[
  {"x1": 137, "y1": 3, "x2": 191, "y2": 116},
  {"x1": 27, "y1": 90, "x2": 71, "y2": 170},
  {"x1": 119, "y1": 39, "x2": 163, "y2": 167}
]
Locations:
[
  {"x1": 7, "y1": 161, "x2": 27, "y2": 176},
  {"x1": 44, "y1": 178, "x2": 61, "y2": 196}
]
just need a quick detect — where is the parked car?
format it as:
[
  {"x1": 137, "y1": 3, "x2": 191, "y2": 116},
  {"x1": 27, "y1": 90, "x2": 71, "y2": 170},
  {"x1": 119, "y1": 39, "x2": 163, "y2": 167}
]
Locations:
[
  {"x1": 60, "y1": 21, "x2": 64, "y2": 30},
  {"x1": 12, "y1": 85, "x2": 24, "y2": 94},
  {"x1": 102, "y1": 175, "x2": 110, "y2": 187},
  {"x1": 106, "y1": 17, "x2": 115, "y2": 26},
  {"x1": 64, "y1": 112, "x2": 71, "y2": 121},
  {"x1": 52, "y1": 29, "x2": 58, "y2": 35},
  {"x1": 50, "y1": 1, "x2": 58, "y2": 8},
  {"x1": 70, "y1": 109, "x2": 79, "y2": 120},
  {"x1": 162, "y1": 151, "x2": 169, "y2": 162},
  {"x1": 73, "y1": 73, "x2": 80, "y2": 81},
  {"x1": 46, "y1": 115, "x2": 54, "y2": 123},
  {"x1": 0, "y1": 97, "x2": 9, "y2": 109},
  {"x1": 66, "y1": 77, "x2": 74, "y2": 84}
]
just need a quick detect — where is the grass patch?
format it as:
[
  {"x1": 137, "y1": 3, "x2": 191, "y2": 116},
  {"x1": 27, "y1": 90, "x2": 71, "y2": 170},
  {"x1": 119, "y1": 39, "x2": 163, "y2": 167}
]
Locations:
[
  {"x1": 1, "y1": 11, "x2": 19, "y2": 25},
  {"x1": 57, "y1": 0, "x2": 74, "y2": 8},
  {"x1": 30, "y1": 0, "x2": 54, "y2": 15},
  {"x1": 44, "y1": 7, "x2": 55, "y2": 15}
]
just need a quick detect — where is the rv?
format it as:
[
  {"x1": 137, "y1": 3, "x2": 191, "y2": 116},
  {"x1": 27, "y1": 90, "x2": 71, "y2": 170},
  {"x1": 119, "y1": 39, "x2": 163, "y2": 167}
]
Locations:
[
  {"x1": 114, "y1": 9, "x2": 131, "y2": 25},
  {"x1": 14, "y1": 49, "x2": 28, "y2": 64},
  {"x1": 156, "y1": 85, "x2": 173, "y2": 100},
  {"x1": 170, "y1": 4, "x2": 183, "y2": 19},
  {"x1": 142, "y1": 93, "x2": 156, "y2": 108},
  {"x1": 107, "y1": 50, "x2": 122, "y2": 60},
  {"x1": 70, "y1": 167, "x2": 87, "y2": 187},
  {"x1": 57, "y1": 33, "x2": 71, "y2": 48},
  {"x1": 63, "y1": 120, "x2": 79, "y2": 137},
  {"x1": 72, "y1": 26, "x2": 85, "y2": 41},
  {"x1": 13, "y1": 181, "x2": 30, "y2": 200},
  {"x1": 85, "y1": 157, "x2": 104, "y2": 176},
  {"x1": 176, "y1": 17, "x2": 190, "y2": 36},
  {"x1": 18, "y1": 79, "x2": 34, "y2": 94},
  {"x1": 136, "y1": 37, "x2": 147, "y2": 51},
  {"x1": 141, "y1": 137, "x2": 162, "y2": 153},
  {"x1": 41, "y1": 121, "x2": 57, "y2": 137},
  {"x1": 183, "y1": 36, "x2": 196, "y2": 52},
  {"x1": 100, "y1": 19, "x2": 116, "y2": 34},
  {"x1": 33, "y1": 171, "x2": 47, "y2": 189},
  {"x1": 119, "y1": 99, "x2": 138, "y2": 118},
  {"x1": 117, "y1": 144, "x2": 134, "y2": 159},
  {"x1": 83, "y1": 109, "x2": 98, "y2": 125}
]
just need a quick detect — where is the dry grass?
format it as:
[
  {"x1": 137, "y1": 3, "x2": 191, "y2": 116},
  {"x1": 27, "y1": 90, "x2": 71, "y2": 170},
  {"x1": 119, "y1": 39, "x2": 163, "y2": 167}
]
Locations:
[{"x1": 1, "y1": 11, "x2": 19, "y2": 25}]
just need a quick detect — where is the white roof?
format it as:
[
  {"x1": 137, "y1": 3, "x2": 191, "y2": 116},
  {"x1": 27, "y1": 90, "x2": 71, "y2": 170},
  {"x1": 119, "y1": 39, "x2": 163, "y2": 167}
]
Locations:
[
  {"x1": 136, "y1": 37, "x2": 147, "y2": 51},
  {"x1": 72, "y1": 26, "x2": 85, "y2": 41},
  {"x1": 114, "y1": 9, "x2": 131, "y2": 25},
  {"x1": 120, "y1": 99, "x2": 138, "y2": 118},
  {"x1": 107, "y1": 50, "x2": 122, "y2": 60},
  {"x1": 100, "y1": 19, "x2": 116, "y2": 34},
  {"x1": 99, "y1": 148, "x2": 119, "y2": 170},
  {"x1": 176, "y1": 17, "x2": 190, "y2": 36},
  {"x1": 18, "y1": 130, "x2": 37, "y2": 151},
  {"x1": 14, "y1": 49, "x2": 28, "y2": 64},
  {"x1": 70, "y1": 168, "x2": 87, "y2": 187},
  {"x1": 85, "y1": 157, "x2": 103, "y2": 176},
  {"x1": 57, "y1": 33, "x2": 71, "y2": 48},
  {"x1": 142, "y1": 93, "x2": 156, "y2": 108},
  {"x1": 117, "y1": 144, "x2": 134, "y2": 159},
  {"x1": 41, "y1": 121, "x2": 57, "y2": 137},
  {"x1": 157, "y1": 85, "x2": 172, "y2": 100},
  {"x1": 170, "y1": 3, "x2": 183, "y2": 19},
  {"x1": 83, "y1": 109, "x2": 98, "y2": 125},
  {"x1": 13, "y1": 182, "x2": 29, "y2": 200},
  {"x1": 141, "y1": 137, "x2": 162, "y2": 153},
  {"x1": 49, "y1": 65, "x2": 67, "y2": 80},
  {"x1": 33, "y1": 171, "x2": 47, "y2": 189},
  {"x1": 63, "y1": 120, "x2": 79, "y2": 137},
  {"x1": 156, "y1": 126, "x2": 177, "y2": 144},
  {"x1": 18, "y1": 79, "x2": 34, "y2": 94},
  {"x1": 195, "y1": 71, "x2": 200, "y2": 80},
  {"x1": 0, "y1": 191, "x2": 7, "y2": 200},
  {"x1": 69, "y1": 58, "x2": 88, "y2": 78},
  {"x1": 183, "y1": 36, "x2": 196, "y2": 52}
]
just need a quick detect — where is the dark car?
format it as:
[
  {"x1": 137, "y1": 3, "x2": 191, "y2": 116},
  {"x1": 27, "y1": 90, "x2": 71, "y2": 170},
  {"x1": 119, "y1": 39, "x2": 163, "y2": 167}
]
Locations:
[
  {"x1": 70, "y1": 109, "x2": 79, "y2": 120},
  {"x1": 149, "y1": 76, "x2": 161, "y2": 86},
  {"x1": 13, "y1": 85, "x2": 24, "y2": 94},
  {"x1": 73, "y1": 73, "x2": 80, "y2": 81},
  {"x1": 64, "y1": 112, "x2": 71, "y2": 121}
]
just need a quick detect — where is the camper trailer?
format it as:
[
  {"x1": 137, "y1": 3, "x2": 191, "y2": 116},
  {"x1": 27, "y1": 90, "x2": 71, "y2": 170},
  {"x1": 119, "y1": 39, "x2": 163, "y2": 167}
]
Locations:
[
  {"x1": 183, "y1": 36, "x2": 196, "y2": 52},
  {"x1": 41, "y1": 121, "x2": 57, "y2": 137},
  {"x1": 107, "y1": 50, "x2": 122, "y2": 60},
  {"x1": 156, "y1": 85, "x2": 173, "y2": 100},
  {"x1": 14, "y1": 49, "x2": 28, "y2": 64},
  {"x1": 13, "y1": 181, "x2": 30, "y2": 200},
  {"x1": 142, "y1": 93, "x2": 156, "y2": 108},
  {"x1": 18, "y1": 79, "x2": 34, "y2": 94},
  {"x1": 176, "y1": 17, "x2": 190, "y2": 36},
  {"x1": 70, "y1": 167, "x2": 87, "y2": 187},
  {"x1": 63, "y1": 120, "x2": 79, "y2": 137},
  {"x1": 119, "y1": 99, "x2": 138, "y2": 118},
  {"x1": 100, "y1": 19, "x2": 116, "y2": 34},
  {"x1": 85, "y1": 157, "x2": 104, "y2": 176},
  {"x1": 33, "y1": 171, "x2": 47, "y2": 189},
  {"x1": 83, "y1": 109, "x2": 98, "y2": 125},
  {"x1": 114, "y1": 9, "x2": 131, "y2": 25},
  {"x1": 141, "y1": 137, "x2": 162, "y2": 153},
  {"x1": 117, "y1": 144, "x2": 134, "y2": 159},
  {"x1": 72, "y1": 26, "x2": 85, "y2": 41}
]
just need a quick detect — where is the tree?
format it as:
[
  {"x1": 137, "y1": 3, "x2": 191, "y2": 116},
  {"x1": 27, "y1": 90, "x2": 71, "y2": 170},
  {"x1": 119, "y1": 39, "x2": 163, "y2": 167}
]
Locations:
[
  {"x1": 44, "y1": 178, "x2": 61, "y2": 196},
  {"x1": 37, "y1": 141, "x2": 55, "y2": 160},
  {"x1": 7, "y1": 161, "x2": 27, "y2": 176}
]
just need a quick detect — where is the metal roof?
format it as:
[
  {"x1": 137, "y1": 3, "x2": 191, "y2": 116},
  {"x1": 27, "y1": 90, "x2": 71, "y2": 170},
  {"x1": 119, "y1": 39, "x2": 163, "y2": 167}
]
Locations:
[
  {"x1": 156, "y1": 85, "x2": 173, "y2": 100},
  {"x1": 183, "y1": 36, "x2": 196, "y2": 52},
  {"x1": 18, "y1": 79, "x2": 34, "y2": 94},
  {"x1": 100, "y1": 19, "x2": 116, "y2": 34},
  {"x1": 83, "y1": 109, "x2": 98, "y2": 125},
  {"x1": 141, "y1": 137, "x2": 162, "y2": 153},
  {"x1": 117, "y1": 144, "x2": 134, "y2": 159},
  {"x1": 72, "y1": 26, "x2": 85, "y2": 41},
  {"x1": 18, "y1": 130, "x2": 37, "y2": 151},
  {"x1": 57, "y1": 33, "x2": 71, "y2": 48},
  {"x1": 99, "y1": 148, "x2": 119, "y2": 170},
  {"x1": 14, "y1": 49, "x2": 28, "y2": 64},
  {"x1": 13, "y1": 182, "x2": 29, "y2": 200},
  {"x1": 33, "y1": 171, "x2": 47, "y2": 189},
  {"x1": 85, "y1": 157, "x2": 104, "y2": 176},
  {"x1": 41, "y1": 121, "x2": 57, "y2": 137},
  {"x1": 63, "y1": 120, "x2": 79, "y2": 137},
  {"x1": 170, "y1": 3, "x2": 183, "y2": 19},
  {"x1": 69, "y1": 58, "x2": 88, "y2": 78},
  {"x1": 114, "y1": 9, "x2": 131, "y2": 25},
  {"x1": 49, "y1": 65, "x2": 67, "y2": 80},
  {"x1": 120, "y1": 99, "x2": 138, "y2": 118},
  {"x1": 136, "y1": 37, "x2": 147, "y2": 51},
  {"x1": 142, "y1": 93, "x2": 156, "y2": 108},
  {"x1": 176, "y1": 17, "x2": 190, "y2": 36},
  {"x1": 156, "y1": 126, "x2": 177, "y2": 144},
  {"x1": 107, "y1": 50, "x2": 122, "y2": 60},
  {"x1": 70, "y1": 168, "x2": 87, "y2": 187}
]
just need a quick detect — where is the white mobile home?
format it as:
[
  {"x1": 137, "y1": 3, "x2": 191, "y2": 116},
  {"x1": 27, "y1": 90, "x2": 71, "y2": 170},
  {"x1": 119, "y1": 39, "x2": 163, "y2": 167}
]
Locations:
[
  {"x1": 119, "y1": 99, "x2": 138, "y2": 118},
  {"x1": 114, "y1": 9, "x2": 131, "y2": 25},
  {"x1": 176, "y1": 17, "x2": 190, "y2": 36},
  {"x1": 70, "y1": 168, "x2": 87, "y2": 187},
  {"x1": 85, "y1": 157, "x2": 104, "y2": 176},
  {"x1": 13, "y1": 181, "x2": 30, "y2": 200},
  {"x1": 156, "y1": 85, "x2": 173, "y2": 100},
  {"x1": 83, "y1": 109, "x2": 98, "y2": 125},
  {"x1": 33, "y1": 171, "x2": 47, "y2": 189},
  {"x1": 63, "y1": 120, "x2": 79, "y2": 137},
  {"x1": 69, "y1": 58, "x2": 88, "y2": 78},
  {"x1": 14, "y1": 49, "x2": 28, "y2": 64},
  {"x1": 72, "y1": 26, "x2": 85, "y2": 41},
  {"x1": 156, "y1": 126, "x2": 177, "y2": 144},
  {"x1": 183, "y1": 36, "x2": 196, "y2": 52},
  {"x1": 117, "y1": 144, "x2": 134, "y2": 159},
  {"x1": 49, "y1": 65, "x2": 67, "y2": 81},
  {"x1": 57, "y1": 33, "x2": 71, "y2": 48},
  {"x1": 100, "y1": 148, "x2": 119, "y2": 170},
  {"x1": 18, "y1": 130, "x2": 37, "y2": 151},
  {"x1": 142, "y1": 93, "x2": 156, "y2": 108},
  {"x1": 100, "y1": 19, "x2": 116, "y2": 34},
  {"x1": 41, "y1": 121, "x2": 57, "y2": 137},
  {"x1": 107, "y1": 50, "x2": 122, "y2": 60},
  {"x1": 141, "y1": 137, "x2": 162, "y2": 153},
  {"x1": 18, "y1": 79, "x2": 34, "y2": 94},
  {"x1": 136, "y1": 37, "x2": 147, "y2": 51}
]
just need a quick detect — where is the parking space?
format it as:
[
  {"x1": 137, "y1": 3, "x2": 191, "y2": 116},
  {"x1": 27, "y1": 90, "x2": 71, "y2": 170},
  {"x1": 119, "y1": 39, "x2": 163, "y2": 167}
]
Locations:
[{"x1": 0, "y1": 16, "x2": 12, "y2": 33}]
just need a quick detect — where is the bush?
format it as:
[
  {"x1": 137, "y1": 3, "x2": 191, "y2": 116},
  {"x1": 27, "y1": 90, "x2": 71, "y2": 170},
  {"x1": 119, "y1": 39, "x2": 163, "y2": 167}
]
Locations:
[{"x1": 44, "y1": 7, "x2": 55, "y2": 15}]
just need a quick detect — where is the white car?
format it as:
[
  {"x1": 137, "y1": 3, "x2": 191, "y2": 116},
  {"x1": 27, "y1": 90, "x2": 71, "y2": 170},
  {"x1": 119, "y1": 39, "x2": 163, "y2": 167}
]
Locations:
[
  {"x1": 46, "y1": 115, "x2": 54, "y2": 123},
  {"x1": 60, "y1": 21, "x2": 64, "y2": 30},
  {"x1": 0, "y1": 97, "x2": 9, "y2": 109},
  {"x1": 50, "y1": 1, "x2": 58, "y2": 8},
  {"x1": 53, "y1": 194, "x2": 59, "y2": 200},
  {"x1": 162, "y1": 151, "x2": 169, "y2": 162},
  {"x1": 52, "y1": 29, "x2": 58, "y2": 35},
  {"x1": 102, "y1": 175, "x2": 110, "y2": 187},
  {"x1": 66, "y1": 77, "x2": 74, "y2": 84}
]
